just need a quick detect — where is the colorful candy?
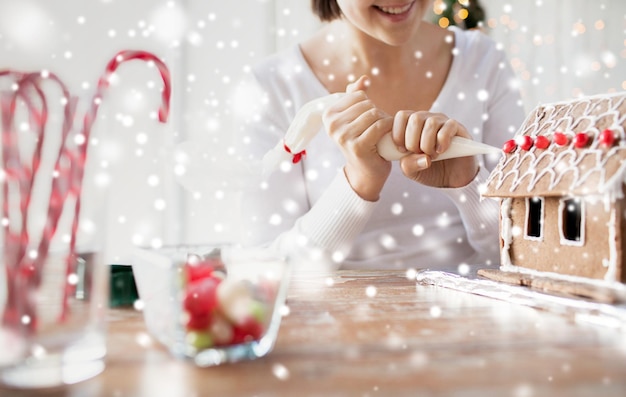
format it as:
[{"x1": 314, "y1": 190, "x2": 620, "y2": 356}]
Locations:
[
  {"x1": 502, "y1": 139, "x2": 517, "y2": 153},
  {"x1": 553, "y1": 132, "x2": 568, "y2": 146},
  {"x1": 502, "y1": 130, "x2": 619, "y2": 156},
  {"x1": 600, "y1": 129, "x2": 615, "y2": 147},
  {"x1": 534, "y1": 135, "x2": 550, "y2": 149},
  {"x1": 183, "y1": 277, "x2": 220, "y2": 317},
  {"x1": 574, "y1": 132, "x2": 589, "y2": 148},
  {"x1": 179, "y1": 255, "x2": 276, "y2": 349},
  {"x1": 518, "y1": 135, "x2": 533, "y2": 151},
  {"x1": 186, "y1": 330, "x2": 214, "y2": 349}
]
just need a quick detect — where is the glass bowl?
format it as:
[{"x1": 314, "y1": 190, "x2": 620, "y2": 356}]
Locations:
[{"x1": 131, "y1": 244, "x2": 290, "y2": 366}]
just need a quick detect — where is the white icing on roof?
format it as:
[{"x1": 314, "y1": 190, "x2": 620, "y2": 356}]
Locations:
[{"x1": 484, "y1": 92, "x2": 626, "y2": 198}]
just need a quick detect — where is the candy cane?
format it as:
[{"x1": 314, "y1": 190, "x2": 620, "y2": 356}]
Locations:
[
  {"x1": 0, "y1": 70, "x2": 27, "y2": 266},
  {"x1": 0, "y1": 86, "x2": 26, "y2": 331},
  {"x1": 1, "y1": 71, "x2": 51, "y2": 332},
  {"x1": 16, "y1": 75, "x2": 79, "y2": 324},
  {"x1": 11, "y1": 73, "x2": 73, "y2": 267},
  {"x1": 1, "y1": 71, "x2": 76, "y2": 332},
  {"x1": 262, "y1": 94, "x2": 501, "y2": 177},
  {"x1": 62, "y1": 50, "x2": 171, "y2": 318},
  {"x1": 15, "y1": 73, "x2": 77, "y2": 277},
  {"x1": 68, "y1": 49, "x2": 171, "y2": 256},
  {"x1": 0, "y1": 71, "x2": 50, "y2": 329},
  {"x1": 0, "y1": 50, "x2": 171, "y2": 332}
]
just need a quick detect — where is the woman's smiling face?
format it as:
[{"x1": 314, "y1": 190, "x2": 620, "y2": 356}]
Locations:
[{"x1": 336, "y1": 1, "x2": 432, "y2": 46}]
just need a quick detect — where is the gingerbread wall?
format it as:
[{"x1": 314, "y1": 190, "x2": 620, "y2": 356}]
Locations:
[{"x1": 505, "y1": 196, "x2": 624, "y2": 281}]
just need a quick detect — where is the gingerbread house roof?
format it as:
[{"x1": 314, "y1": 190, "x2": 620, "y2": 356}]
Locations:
[{"x1": 483, "y1": 92, "x2": 626, "y2": 198}]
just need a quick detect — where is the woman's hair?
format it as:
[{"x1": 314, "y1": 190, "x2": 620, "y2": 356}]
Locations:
[{"x1": 311, "y1": 0, "x2": 342, "y2": 22}]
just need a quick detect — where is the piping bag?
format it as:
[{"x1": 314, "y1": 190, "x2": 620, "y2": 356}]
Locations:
[{"x1": 262, "y1": 93, "x2": 502, "y2": 176}]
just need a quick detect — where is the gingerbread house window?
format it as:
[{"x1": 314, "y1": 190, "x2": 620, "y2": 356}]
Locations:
[
  {"x1": 559, "y1": 198, "x2": 584, "y2": 246},
  {"x1": 525, "y1": 197, "x2": 544, "y2": 240}
]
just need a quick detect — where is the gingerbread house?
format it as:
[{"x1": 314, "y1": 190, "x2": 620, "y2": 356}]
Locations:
[{"x1": 481, "y1": 92, "x2": 626, "y2": 291}]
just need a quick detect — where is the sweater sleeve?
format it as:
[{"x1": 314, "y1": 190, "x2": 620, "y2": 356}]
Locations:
[
  {"x1": 232, "y1": 56, "x2": 378, "y2": 268},
  {"x1": 273, "y1": 170, "x2": 378, "y2": 265}
]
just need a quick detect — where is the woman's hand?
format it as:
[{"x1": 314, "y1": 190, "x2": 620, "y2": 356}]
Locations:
[
  {"x1": 393, "y1": 110, "x2": 478, "y2": 188},
  {"x1": 323, "y1": 76, "x2": 393, "y2": 201}
]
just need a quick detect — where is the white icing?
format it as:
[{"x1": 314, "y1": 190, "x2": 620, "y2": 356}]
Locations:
[
  {"x1": 499, "y1": 262, "x2": 626, "y2": 292},
  {"x1": 262, "y1": 93, "x2": 343, "y2": 176},
  {"x1": 488, "y1": 93, "x2": 626, "y2": 195},
  {"x1": 500, "y1": 198, "x2": 513, "y2": 267},
  {"x1": 489, "y1": 93, "x2": 626, "y2": 285},
  {"x1": 378, "y1": 134, "x2": 501, "y2": 161}
]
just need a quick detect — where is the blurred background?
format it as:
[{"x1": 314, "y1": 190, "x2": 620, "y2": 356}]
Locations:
[{"x1": 0, "y1": 0, "x2": 624, "y2": 263}]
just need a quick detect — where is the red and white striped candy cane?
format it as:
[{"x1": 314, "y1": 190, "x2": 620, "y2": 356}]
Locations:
[
  {"x1": 1, "y1": 70, "x2": 76, "y2": 332},
  {"x1": 12, "y1": 73, "x2": 77, "y2": 278},
  {"x1": 62, "y1": 50, "x2": 171, "y2": 318},
  {"x1": 68, "y1": 50, "x2": 171, "y2": 250}
]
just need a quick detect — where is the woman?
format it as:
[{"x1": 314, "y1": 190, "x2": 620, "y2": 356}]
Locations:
[{"x1": 234, "y1": 0, "x2": 525, "y2": 270}]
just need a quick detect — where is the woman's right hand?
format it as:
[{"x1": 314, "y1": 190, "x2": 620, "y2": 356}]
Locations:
[
  {"x1": 392, "y1": 110, "x2": 478, "y2": 188},
  {"x1": 322, "y1": 76, "x2": 393, "y2": 201}
]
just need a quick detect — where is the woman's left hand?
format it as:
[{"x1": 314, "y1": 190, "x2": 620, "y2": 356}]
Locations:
[{"x1": 392, "y1": 110, "x2": 479, "y2": 188}]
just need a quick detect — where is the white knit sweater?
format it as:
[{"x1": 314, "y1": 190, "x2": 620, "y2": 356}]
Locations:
[{"x1": 233, "y1": 26, "x2": 526, "y2": 270}]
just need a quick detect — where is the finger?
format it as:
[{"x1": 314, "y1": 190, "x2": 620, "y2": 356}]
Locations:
[
  {"x1": 322, "y1": 90, "x2": 368, "y2": 125},
  {"x1": 335, "y1": 113, "x2": 392, "y2": 159},
  {"x1": 346, "y1": 75, "x2": 370, "y2": 93},
  {"x1": 349, "y1": 103, "x2": 387, "y2": 137},
  {"x1": 325, "y1": 97, "x2": 380, "y2": 145},
  {"x1": 362, "y1": 117, "x2": 394, "y2": 157},
  {"x1": 392, "y1": 111, "x2": 411, "y2": 153},
  {"x1": 420, "y1": 115, "x2": 447, "y2": 156},
  {"x1": 404, "y1": 112, "x2": 427, "y2": 154},
  {"x1": 435, "y1": 119, "x2": 467, "y2": 155},
  {"x1": 400, "y1": 153, "x2": 431, "y2": 178}
]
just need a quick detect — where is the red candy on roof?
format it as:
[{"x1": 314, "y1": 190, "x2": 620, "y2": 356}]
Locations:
[
  {"x1": 574, "y1": 132, "x2": 589, "y2": 148},
  {"x1": 502, "y1": 139, "x2": 516, "y2": 153},
  {"x1": 518, "y1": 136, "x2": 533, "y2": 151},
  {"x1": 534, "y1": 135, "x2": 550, "y2": 149},
  {"x1": 501, "y1": 130, "x2": 618, "y2": 154},
  {"x1": 600, "y1": 129, "x2": 615, "y2": 147},
  {"x1": 553, "y1": 132, "x2": 568, "y2": 146}
]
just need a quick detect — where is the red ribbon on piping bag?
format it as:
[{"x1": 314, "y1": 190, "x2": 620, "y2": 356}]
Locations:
[{"x1": 283, "y1": 142, "x2": 306, "y2": 164}]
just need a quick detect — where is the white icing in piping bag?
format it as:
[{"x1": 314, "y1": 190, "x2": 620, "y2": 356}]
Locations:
[
  {"x1": 263, "y1": 93, "x2": 343, "y2": 176},
  {"x1": 377, "y1": 133, "x2": 502, "y2": 161},
  {"x1": 263, "y1": 94, "x2": 502, "y2": 176}
]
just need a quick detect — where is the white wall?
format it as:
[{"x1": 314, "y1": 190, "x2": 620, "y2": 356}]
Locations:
[
  {"x1": 0, "y1": 0, "x2": 319, "y2": 262},
  {"x1": 482, "y1": 0, "x2": 625, "y2": 109},
  {"x1": 174, "y1": 0, "x2": 319, "y2": 250},
  {"x1": 0, "y1": 0, "x2": 624, "y2": 263},
  {"x1": 0, "y1": 0, "x2": 186, "y2": 262}
]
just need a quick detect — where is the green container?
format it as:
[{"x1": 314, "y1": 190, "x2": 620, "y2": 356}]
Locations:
[{"x1": 109, "y1": 264, "x2": 139, "y2": 307}]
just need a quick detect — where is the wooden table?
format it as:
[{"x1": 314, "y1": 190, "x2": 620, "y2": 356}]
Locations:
[{"x1": 3, "y1": 270, "x2": 626, "y2": 396}]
